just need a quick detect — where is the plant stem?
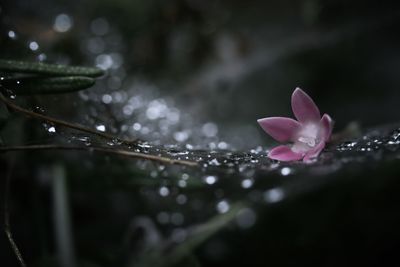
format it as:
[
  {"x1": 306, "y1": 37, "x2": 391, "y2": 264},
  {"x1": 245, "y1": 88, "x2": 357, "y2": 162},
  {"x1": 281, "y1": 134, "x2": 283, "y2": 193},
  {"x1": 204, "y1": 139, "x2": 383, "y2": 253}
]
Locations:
[
  {"x1": 0, "y1": 93, "x2": 138, "y2": 145},
  {"x1": 51, "y1": 164, "x2": 76, "y2": 267},
  {"x1": 4, "y1": 157, "x2": 27, "y2": 267},
  {"x1": 0, "y1": 144, "x2": 198, "y2": 167}
]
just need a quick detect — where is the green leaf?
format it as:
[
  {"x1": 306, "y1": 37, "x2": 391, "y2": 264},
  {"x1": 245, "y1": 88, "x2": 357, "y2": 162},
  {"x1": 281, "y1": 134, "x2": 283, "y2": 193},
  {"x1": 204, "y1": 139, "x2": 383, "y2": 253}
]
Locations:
[
  {"x1": 0, "y1": 59, "x2": 104, "y2": 77},
  {"x1": 0, "y1": 76, "x2": 96, "y2": 95}
]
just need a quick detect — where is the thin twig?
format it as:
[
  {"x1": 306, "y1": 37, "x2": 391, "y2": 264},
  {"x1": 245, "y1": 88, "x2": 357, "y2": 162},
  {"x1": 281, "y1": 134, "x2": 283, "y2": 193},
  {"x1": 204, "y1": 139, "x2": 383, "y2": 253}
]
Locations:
[
  {"x1": 4, "y1": 157, "x2": 27, "y2": 267},
  {"x1": 0, "y1": 93, "x2": 138, "y2": 145},
  {"x1": 0, "y1": 144, "x2": 198, "y2": 167}
]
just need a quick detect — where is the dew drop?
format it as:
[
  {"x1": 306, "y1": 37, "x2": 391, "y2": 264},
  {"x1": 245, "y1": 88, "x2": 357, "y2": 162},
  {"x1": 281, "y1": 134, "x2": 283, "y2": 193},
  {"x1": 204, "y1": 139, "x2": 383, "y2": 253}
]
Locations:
[
  {"x1": 264, "y1": 188, "x2": 285, "y2": 203},
  {"x1": 54, "y1": 14, "x2": 73, "y2": 32},
  {"x1": 209, "y1": 158, "x2": 221, "y2": 166},
  {"x1": 178, "y1": 180, "x2": 187, "y2": 188},
  {"x1": 203, "y1": 175, "x2": 218, "y2": 185},
  {"x1": 48, "y1": 126, "x2": 56, "y2": 133},
  {"x1": 216, "y1": 200, "x2": 230, "y2": 213},
  {"x1": 176, "y1": 194, "x2": 187, "y2": 205},
  {"x1": 202, "y1": 122, "x2": 218, "y2": 137},
  {"x1": 8, "y1": 30, "x2": 17, "y2": 39},
  {"x1": 96, "y1": 125, "x2": 106, "y2": 132},
  {"x1": 29, "y1": 41, "x2": 39, "y2": 51},
  {"x1": 241, "y1": 178, "x2": 253, "y2": 189},
  {"x1": 236, "y1": 208, "x2": 256, "y2": 229},
  {"x1": 280, "y1": 167, "x2": 292, "y2": 176},
  {"x1": 159, "y1": 186, "x2": 170, "y2": 197}
]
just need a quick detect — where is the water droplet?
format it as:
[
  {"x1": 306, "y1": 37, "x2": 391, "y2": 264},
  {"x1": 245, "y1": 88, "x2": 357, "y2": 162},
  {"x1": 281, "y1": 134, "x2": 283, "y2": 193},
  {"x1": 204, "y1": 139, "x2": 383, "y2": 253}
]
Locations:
[
  {"x1": 96, "y1": 54, "x2": 113, "y2": 70},
  {"x1": 209, "y1": 158, "x2": 221, "y2": 166},
  {"x1": 29, "y1": 41, "x2": 39, "y2": 51},
  {"x1": 72, "y1": 136, "x2": 92, "y2": 146},
  {"x1": 241, "y1": 178, "x2": 253, "y2": 189},
  {"x1": 178, "y1": 180, "x2": 187, "y2": 188},
  {"x1": 37, "y1": 53, "x2": 47, "y2": 61},
  {"x1": 159, "y1": 186, "x2": 170, "y2": 197},
  {"x1": 132, "y1": 123, "x2": 141, "y2": 131},
  {"x1": 174, "y1": 131, "x2": 189, "y2": 142},
  {"x1": 185, "y1": 144, "x2": 193, "y2": 150},
  {"x1": 102, "y1": 94, "x2": 112, "y2": 104},
  {"x1": 236, "y1": 208, "x2": 256, "y2": 229},
  {"x1": 280, "y1": 167, "x2": 292, "y2": 176},
  {"x1": 158, "y1": 165, "x2": 165, "y2": 171},
  {"x1": 34, "y1": 106, "x2": 45, "y2": 114},
  {"x1": 216, "y1": 200, "x2": 230, "y2": 213},
  {"x1": 264, "y1": 188, "x2": 285, "y2": 203},
  {"x1": 217, "y1": 141, "x2": 228, "y2": 149},
  {"x1": 48, "y1": 126, "x2": 56, "y2": 133},
  {"x1": 53, "y1": 14, "x2": 73, "y2": 32},
  {"x1": 8, "y1": 30, "x2": 17, "y2": 39},
  {"x1": 5, "y1": 89, "x2": 17, "y2": 99},
  {"x1": 203, "y1": 175, "x2": 218, "y2": 185},
  {"x1": 176, "y1": 194, "x2": 187, "y2": 205},
  {"x1": 96, "y1": 125, "x2": 106, "y2": 132},
  {"x1": 202, "y1": 122, "x2": 218, "y2": 137}
]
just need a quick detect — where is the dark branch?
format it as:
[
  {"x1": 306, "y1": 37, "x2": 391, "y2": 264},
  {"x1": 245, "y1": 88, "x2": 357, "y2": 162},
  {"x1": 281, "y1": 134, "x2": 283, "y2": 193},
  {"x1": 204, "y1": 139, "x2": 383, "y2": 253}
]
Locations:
[
  {"x1": 0, "y1": 93, "x2": 138, "y2": 145},
  {"x1": 0, "y1": 144, "x2": 198, "y2": 167}
]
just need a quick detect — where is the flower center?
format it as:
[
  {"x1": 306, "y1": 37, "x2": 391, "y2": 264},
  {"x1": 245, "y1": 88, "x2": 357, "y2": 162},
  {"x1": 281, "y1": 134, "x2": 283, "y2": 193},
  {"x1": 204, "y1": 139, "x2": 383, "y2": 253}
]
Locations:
[
  {"x1": 298, "y1": 136, "x2": 316, "y2": 147},
  {"x1": 291, "y1": 123, "x2": 320, "y2": 153}
]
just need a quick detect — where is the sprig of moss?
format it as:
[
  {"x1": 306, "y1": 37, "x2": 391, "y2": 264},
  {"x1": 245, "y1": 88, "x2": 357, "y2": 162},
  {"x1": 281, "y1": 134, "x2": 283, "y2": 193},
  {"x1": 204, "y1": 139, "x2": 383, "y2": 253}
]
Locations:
[{"x1": 0, "y1": 59, "x2": 104, "y2": 77}]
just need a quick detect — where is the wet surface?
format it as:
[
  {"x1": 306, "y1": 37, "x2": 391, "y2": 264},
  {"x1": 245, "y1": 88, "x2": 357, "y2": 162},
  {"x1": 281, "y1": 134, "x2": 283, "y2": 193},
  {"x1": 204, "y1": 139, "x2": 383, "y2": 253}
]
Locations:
[
  {"x1": 58, "y1": 121, "x2": 400, "y2": 223},
  {"x1": 44, "y1": 121, "x2": 400, "y2": 267}
]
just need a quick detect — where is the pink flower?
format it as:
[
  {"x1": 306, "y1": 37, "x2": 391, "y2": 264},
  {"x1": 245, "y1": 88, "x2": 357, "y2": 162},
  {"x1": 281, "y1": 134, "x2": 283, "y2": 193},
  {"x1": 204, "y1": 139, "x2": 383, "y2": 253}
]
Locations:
[{"x1": 257, "y1": 88, "x2": 333, "y2": 162}]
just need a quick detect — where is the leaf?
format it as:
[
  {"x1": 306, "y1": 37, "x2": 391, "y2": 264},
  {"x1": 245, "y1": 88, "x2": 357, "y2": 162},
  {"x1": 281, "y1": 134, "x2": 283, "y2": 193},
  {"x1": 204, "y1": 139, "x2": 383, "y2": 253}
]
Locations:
[
  {"x1": 164, "y1": 202, "x2": 244, "y2": 266},
  {"x1": 133, "y1": 202, "x2": 245, "y2": 267},
  {"x1": 0, "y1": 59, "x2": 104, "y2": 77},
  {"x1": 0, "y1": 76, "x2": 96, "y2": 95}
]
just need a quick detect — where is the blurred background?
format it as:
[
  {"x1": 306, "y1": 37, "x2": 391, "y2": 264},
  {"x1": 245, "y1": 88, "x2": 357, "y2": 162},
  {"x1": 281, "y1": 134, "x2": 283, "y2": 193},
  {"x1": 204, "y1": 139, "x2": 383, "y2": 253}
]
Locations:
[
  {"x1": 1, "y1": 1, "x2": 400, "y2": 266},
  {"x1": 1, "y1": 0, "x2": 400, "y2": 141}
]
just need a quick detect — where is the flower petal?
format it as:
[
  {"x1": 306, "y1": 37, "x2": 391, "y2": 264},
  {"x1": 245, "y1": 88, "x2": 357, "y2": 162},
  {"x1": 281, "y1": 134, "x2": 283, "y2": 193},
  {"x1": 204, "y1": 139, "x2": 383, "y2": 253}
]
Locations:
[
  {"x1": 303, "y1": 141, "x2": 325, "y2": 162},
  {"x1": 268, "y1": 145, "x2": 304, "y2": 161},
  {"x1": 257, "y1": 117, "x2": 301, "y2": 142},
  {"x1": 320, "y1": 114, "x2": 334, "y2": 142},
  {"x1": 291, "y1": 87, "x2": 321, "y2": 123}
]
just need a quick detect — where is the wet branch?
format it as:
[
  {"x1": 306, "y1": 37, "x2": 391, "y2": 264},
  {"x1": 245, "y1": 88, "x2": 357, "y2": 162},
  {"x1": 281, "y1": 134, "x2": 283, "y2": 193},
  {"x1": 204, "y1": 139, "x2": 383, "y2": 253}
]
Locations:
[
  {"x1": 0, "y1": 93, "x2": 138, "y2": 145},
  {"x1": 0, "y1": 144, "x2": 198, "y2": 167}
]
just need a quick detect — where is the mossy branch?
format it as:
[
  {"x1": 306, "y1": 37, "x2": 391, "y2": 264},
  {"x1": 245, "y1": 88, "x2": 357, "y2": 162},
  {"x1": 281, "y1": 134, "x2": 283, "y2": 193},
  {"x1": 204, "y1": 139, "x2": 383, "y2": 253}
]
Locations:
[
  {"x1": 0, "y1": 59, "x2": 104, "y2": 77},
  {"x1": 1, "y1": 76, "x2": 96, "y2": 95}
]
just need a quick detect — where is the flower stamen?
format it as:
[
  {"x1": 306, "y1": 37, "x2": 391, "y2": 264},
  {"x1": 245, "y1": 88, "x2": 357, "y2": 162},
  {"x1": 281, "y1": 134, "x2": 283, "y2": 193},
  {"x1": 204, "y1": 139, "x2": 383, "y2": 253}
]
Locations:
[{"x1": 298, "y1": 136, "x2": 316, "y2": 147}]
